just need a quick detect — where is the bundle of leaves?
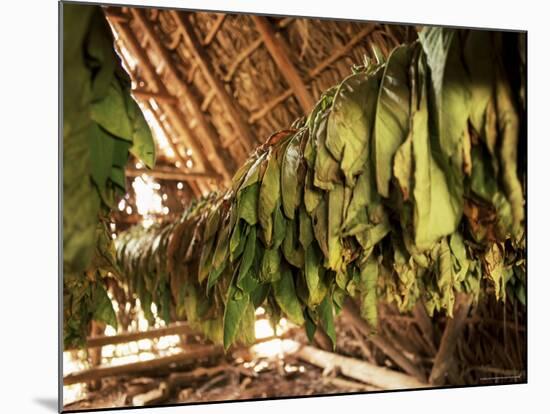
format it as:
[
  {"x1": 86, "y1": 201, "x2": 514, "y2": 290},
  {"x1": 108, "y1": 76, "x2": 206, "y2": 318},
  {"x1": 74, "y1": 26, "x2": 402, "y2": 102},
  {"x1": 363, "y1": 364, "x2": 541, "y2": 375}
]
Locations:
[
  {"x1": 112, "y1": 27, "x2": 525, "y2": 351},
  {"x1": 62, "y1": 4, "x2": 156, "y2": 348}
]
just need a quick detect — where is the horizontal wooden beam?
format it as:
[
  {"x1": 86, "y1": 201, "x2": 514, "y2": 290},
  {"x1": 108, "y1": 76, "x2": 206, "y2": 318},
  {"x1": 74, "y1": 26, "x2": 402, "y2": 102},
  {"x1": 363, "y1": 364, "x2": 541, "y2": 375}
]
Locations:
[
  {"x1": 132, "y1": 89, "x2": 178, "y2": 104},
  {"x1": 63, "y1": 345, "x2": 223, "y2": 385},
  {"x1": 65, "y1": 323, "x2": 194, "y2": 351},
  {"x1": 126, "y1": 166, "x2": 221, "y2": 182}
]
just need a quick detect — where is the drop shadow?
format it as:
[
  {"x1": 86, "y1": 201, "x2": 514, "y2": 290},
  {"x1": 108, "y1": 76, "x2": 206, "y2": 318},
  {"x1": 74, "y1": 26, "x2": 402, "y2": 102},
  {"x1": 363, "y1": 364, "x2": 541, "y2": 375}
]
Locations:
[{"x1": 33, "y1": 397, "x2": 58, "y2": 412}]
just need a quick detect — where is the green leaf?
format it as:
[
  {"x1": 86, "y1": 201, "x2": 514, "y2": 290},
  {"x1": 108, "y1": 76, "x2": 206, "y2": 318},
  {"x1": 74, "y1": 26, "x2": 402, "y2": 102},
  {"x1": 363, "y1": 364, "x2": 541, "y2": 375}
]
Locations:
[
  {"x1": 411, "y1": 57, "x2": 462, "y2": 250},
  {"x1": 223, "y1": 281, "x2": 250, "y2": 349},
  {"x1": 259, "y1": 150, "x2": 281, "y2": 246},
  {"x1": 327, "y1": 183, "x2": 345, "y2": 271},
  {"x1": 374, "y1": 45, "x2": 412, "y2": 197},
  {"x1": 237, "y1": 227, "x2": 257, "y2": 284},
  {"x1": 260, "y1": 248, "x2": 281, "y2": 283},
  {"x1": 272, "y1": 205, "x2": 287, "y2": 249},
  {"x1": 304, "y1": 308, "x2": 317, "y2": 343},
  {"x1": 393, "y1": 132, "x2": 413, "y2": 200},
  {"x1": 282, "y1": 217, "x2": 305, "y2": 268},
  {"x1": 238, "y1": 183, "x2": 260, "y2": 225},
  {"x1": 313, "y1": 111, "x2": 341, "y2": 190},
  {"x1": 273, "y1": 267, "x2": 305, "y2": 325},
  {"x1": 207, "y1": 221, "x2": 231, "y2": 290},
  {"x1": 304, "y1": 244, "x2": 328, "y2": 306},
  {"x1": 318, "y1": 295, "x2": 336, "y2": 349},
  {"x1": 358, "y1": 255, "x2": 378, "y2": 328},
  {"x1": 419, "y1": 28, "x2": 469, "y2": 215},
  {"x1": 92, "y1": 282, "x2": 117, "y2": 330},
  {"x1": 327, "y1": 72, "x2": 380, "y2": 185},
  {"x1": 91, "y1": 79, "x2": 133, "y2": 140},
  {"x1": 129, "y1": 104, "x2": 156, "y2": 168},
  {"x1": 281, "y1": 132, "x2": 302, "y2": 219}
]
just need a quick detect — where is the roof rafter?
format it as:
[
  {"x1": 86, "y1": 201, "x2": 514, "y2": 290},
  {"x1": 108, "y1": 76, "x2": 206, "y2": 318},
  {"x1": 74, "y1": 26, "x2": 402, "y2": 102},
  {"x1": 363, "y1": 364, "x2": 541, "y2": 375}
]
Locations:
[
  {"x1": 251, "y1": 15, "x2": 315, "y2": 113},
  {"x1": 130, "y1": 8, "x2": 236, "y2": 182},
  {"x1": 170, "y1": 10, "x2": 257, "y2": 152}
]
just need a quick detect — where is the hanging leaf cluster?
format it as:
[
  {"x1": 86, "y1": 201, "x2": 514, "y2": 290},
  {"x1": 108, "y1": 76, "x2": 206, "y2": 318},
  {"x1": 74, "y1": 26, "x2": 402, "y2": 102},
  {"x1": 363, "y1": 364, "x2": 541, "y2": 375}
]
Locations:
[
  {"x1": 62, "y1": 4, "x2": 156, "y2": 348},
  {"x1": 110, "y1": 27, "x2": 525, "y2": 351}
]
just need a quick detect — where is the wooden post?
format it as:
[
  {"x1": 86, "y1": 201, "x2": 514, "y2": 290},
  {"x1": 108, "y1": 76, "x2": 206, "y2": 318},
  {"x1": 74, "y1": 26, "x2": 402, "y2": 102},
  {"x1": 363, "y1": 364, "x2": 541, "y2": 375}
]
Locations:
[
  {"x1": 130, "y1": 8, "x2": 236, "y2": 181},
  {"x1": 170, "y1": 11, "x2": 257, "y2": 152},
  {"x1": 251, "y1": 15, "x2": 315, "y2": 113},
  {"x1": 429, "y1": 293, "x2": 473, "y2": 385},
  {"x1": 342, "y1": 297, "x2": 427, "y2": 382}
]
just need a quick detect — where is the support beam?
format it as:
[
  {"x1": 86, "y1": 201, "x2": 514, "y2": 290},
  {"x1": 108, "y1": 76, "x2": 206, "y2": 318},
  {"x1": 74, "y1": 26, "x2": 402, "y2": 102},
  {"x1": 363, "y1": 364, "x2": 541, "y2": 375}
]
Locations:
[
  {"x1": 63, "y1": 345, "x2": 223, "y2": 385},
  {"x1": 130, "y1": 8, "x2": 236, "y2": 182},
  {"x1": 224, "y1": 37, "x2": 263, "y2": 82},
  {"x1": 429, "y1": 293, "x2": 473, "y2": 385},
  {"x1": 132, "y1": 89, "x2": 178, "y2": 104},
  {"x1": 248, "y1": 89, "x2": 293, "y2": 123},
  {"x1": 251, "y1": 15, "x2": 314, "y2": 113},
  {"x1": 308, "y1": 25, "x2": 376, "y2": 78},
  {"x1": 65, "y1": 323, "x2": 194, "y2": 351},
  {"x1": 171, "y1": 11, "x2": 256, "y2": 151},
  {"x1": 342, "y1": 297, "x2": 427, "y2": 382},
  {"x1": 126, "y1": 166, "x2": 221, "y2": 182},
  {"x1": 202, "y1": 13, "x2": 226, "y2": 46},
  {"x1": 107, "y1": 14, "x2": 214, "y2": 181}
]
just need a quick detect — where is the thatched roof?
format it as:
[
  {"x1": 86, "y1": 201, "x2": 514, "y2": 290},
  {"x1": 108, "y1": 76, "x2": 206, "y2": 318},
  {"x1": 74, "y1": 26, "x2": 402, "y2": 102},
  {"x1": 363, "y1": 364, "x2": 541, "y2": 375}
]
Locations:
[{"x1": 104, "y1": 6, "x2": 416, "y2": 214}]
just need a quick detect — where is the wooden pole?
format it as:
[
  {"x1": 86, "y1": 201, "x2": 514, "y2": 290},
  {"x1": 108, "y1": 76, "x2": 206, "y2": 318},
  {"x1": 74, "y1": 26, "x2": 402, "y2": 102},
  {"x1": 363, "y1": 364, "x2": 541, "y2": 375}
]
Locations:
[
  {"x1": 342, "y1": 297, "x2": 427, "y2": 382},
  {"x1": 287, "y1": 340, "x2": 428, "y2": 390},
  {"x1": 126, "y1": 166, "x2": 221, "y2": 183},
  {"x1": 251, "y1": 15, "x2": 314, "y2": 113},
  {"x1": 308, "y1": 25, "x2": 376, "y2": 78},
  {"x1": 130, "y1": 8, "x2": 236, "y2": 181},
  {"x1": 170, "y1": 11, "x2": 256, "y2": 151},
  {"x1": 429, "y1": 293, "x2": 473, "y2": 385},
  {"x1": 202, "y1": 13, "x2": 226, "y2": 46},
  {"x1": 131, "y1": 89, "x2": 179, "y2": 104},
  {"x1": 65, "y1": 322, "x2": 194, "y2": 351},
  {"x1": 63, "y1": 345, "x2": 223, "y2": 385}
]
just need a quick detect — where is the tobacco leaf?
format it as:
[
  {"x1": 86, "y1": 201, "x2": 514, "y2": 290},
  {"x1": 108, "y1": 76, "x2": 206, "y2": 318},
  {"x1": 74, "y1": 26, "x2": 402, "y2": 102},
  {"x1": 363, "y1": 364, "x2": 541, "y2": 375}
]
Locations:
[
  {"x1": 374, "y1": 45, "x2": 413, "y2": 197},
  {"x1": 273, "y1": 267, "x2": 305, "y2": 325},
  {"x1": 259, "y1": 149, "x2": 281, "y2": 247},
  {"x1": 281, "y1": 132, "x2": 302, "y2": 219}
]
